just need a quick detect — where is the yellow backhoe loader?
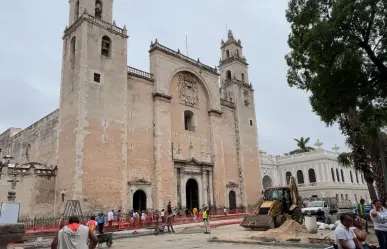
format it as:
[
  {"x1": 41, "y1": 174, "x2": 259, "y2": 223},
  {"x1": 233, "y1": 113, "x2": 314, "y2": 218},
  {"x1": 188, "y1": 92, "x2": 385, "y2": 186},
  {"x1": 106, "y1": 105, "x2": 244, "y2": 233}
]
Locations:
[{"x1": 240, "y1": 176, "x2": 304, "y2": 230}]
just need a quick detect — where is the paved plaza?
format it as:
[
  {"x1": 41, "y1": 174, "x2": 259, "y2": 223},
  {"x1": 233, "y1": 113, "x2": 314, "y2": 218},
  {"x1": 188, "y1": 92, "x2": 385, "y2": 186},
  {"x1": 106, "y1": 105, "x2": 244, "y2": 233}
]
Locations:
[{"x1": 107, "y1": 225, "x2": 312, "y2": 249}]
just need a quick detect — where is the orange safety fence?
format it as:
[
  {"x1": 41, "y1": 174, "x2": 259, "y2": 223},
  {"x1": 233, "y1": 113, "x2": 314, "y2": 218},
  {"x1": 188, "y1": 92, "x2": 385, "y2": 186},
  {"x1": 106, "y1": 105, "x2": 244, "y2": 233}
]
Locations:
[{"x1": 23, "y1": 208, "x2": 249, "y2": 237}]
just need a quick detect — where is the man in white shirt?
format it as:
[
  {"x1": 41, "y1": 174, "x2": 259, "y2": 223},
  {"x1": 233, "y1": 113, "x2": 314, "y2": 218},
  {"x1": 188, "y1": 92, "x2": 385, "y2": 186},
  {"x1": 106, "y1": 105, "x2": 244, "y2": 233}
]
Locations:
[
  {"x1": 334, "y1": 213, "x2": 363, "y2": 249},
  {"x1": 107, "y1": 210, "x2": 114, "y2": 231}
]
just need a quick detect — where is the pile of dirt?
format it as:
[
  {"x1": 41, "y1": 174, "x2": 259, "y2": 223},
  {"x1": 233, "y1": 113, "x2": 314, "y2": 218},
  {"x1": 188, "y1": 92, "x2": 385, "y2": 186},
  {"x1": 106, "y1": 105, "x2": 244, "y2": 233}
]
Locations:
[{"x1": 265, "y1": 220, "x2": 306, "y2": 237}]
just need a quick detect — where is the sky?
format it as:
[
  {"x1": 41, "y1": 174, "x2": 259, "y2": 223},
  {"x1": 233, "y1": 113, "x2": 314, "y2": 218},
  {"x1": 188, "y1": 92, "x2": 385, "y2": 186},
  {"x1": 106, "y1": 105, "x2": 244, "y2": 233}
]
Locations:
[{"x1": 0, "y1": 0, "x2": 347, "y2": 155}]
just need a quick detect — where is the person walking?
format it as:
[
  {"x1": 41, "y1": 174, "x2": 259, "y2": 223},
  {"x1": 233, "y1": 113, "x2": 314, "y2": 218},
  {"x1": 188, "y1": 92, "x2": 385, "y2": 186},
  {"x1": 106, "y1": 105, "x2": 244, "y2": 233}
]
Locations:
[
  {"x1": 166, "y1": 213, "x2": 175, "y2": 233},
  {"x1": 370, "y1": 200, "x2": 387, "y2": 249},
  {"x1": 87, "y1": 216, "x2": 98, "y2": 234},
  {"x1": 167, "y1": 202, "x2": 172, "y2": 215},
  {"x1": 107, "y1": 210, "x2": 114, "y2": 231},
  {"x1": 202, "y1": 206, "x2": 210, "y2": 234},
  {"x1": 193, "y1": 207, "x2": 198, "y2": 222},
  {"x1": 51, "y1": 216, "x2": 98, "y2": 249},
  {"x1": 96, "y1": 213, "x2": 105, "y2": 234}
]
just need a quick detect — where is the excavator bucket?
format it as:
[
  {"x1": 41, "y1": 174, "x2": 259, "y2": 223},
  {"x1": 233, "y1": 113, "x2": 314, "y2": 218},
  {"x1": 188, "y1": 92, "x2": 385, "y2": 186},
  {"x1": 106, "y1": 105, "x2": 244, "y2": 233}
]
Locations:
[{"x1": 240, "y1": 214, "x2": 275, "y2": 230}]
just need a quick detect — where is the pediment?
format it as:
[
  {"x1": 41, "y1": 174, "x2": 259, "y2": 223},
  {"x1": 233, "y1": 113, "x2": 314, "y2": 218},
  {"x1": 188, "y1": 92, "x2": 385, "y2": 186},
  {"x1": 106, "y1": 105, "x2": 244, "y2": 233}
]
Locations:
[
  {"x1": 174, "y1": 157, "x2": 214, "y2": 167},
  {"x1": 128, "y1": 178, "x2": 151, "y2": 185},
  {"x1": 226, "y1": 181, "x2": 239, "y2": 188}
]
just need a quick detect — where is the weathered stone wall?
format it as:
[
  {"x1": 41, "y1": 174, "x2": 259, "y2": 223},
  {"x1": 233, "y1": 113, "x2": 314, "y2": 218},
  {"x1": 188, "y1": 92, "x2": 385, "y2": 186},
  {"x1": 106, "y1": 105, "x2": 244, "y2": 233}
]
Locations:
[
  {"x1": 0, "y1": 111, "x2": 58, "y2": 217},
  {"x1": 170, "y1": 72, "x2": 212, "y2": 162},
  {"x1": 0, "y1": 167, "x2": 56, "y2": 217},
  {"x1": 127, "y1": 75, "x2": 155, "y2": 210}
]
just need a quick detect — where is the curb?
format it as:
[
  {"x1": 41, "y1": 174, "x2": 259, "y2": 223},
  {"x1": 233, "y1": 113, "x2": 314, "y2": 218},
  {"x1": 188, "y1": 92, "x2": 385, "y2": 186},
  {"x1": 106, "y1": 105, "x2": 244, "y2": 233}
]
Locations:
[{"x1": 207, "y1": 239, "x2": 331, "y2": 249}]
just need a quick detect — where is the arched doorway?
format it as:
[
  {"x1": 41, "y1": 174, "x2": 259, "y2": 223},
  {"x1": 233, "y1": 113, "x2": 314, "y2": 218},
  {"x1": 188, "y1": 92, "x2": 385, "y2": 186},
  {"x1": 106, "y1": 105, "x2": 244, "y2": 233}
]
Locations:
[
  {"x1": 186, "y1": 179, "x2": 199, "y2": 210},
  {"x1": 262, "y1": 175, "x2": 273, "y2": 189},
  {"x1": 133, "y1": 190, "x2": 147, "y2": 212},
  {"x1": 229, "y1": 190, "x2": 237, "y2": 210}
]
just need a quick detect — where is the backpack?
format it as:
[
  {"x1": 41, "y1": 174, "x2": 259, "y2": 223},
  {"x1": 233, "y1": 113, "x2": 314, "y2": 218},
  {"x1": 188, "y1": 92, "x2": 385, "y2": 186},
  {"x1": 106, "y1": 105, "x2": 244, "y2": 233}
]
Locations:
[
  {"x1": 87, "y1": 220, "x2": 97, "y2": 232},
  {"x1": 96, "y1": 216, "x2": 105, "y2": 224}
]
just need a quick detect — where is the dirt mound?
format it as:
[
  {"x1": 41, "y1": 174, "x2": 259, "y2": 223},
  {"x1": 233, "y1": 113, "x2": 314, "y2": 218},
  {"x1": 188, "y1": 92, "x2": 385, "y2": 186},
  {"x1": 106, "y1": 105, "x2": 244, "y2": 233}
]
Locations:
[{"x1": 265, "y1": 220, "x2": 305, "y2": 237}]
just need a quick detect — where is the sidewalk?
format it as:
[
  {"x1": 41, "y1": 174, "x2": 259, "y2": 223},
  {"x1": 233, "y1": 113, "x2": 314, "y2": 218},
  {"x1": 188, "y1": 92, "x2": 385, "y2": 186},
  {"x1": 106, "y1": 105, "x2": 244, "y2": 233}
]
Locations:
[{"x1": 10, "y1": 218, "x2": 243, "y2": 248}]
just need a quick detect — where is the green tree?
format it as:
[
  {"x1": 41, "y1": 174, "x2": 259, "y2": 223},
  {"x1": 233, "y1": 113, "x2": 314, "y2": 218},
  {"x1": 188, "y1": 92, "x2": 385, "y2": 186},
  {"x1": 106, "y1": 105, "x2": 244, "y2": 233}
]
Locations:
[
  {"x1": 290, "y1": 137, "x2": 315, "y2": 155},
  {"x1": 285, "y1": 0, "x2": 387, "y2": 199},
  {"x1": 337, "y1": 150, "x2": 378, "y2": 200}
]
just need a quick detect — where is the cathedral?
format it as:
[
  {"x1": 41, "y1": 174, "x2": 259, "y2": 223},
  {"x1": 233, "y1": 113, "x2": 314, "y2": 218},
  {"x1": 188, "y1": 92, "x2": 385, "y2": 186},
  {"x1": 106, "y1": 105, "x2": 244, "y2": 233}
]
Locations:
[{"x1": 0, "y1": 0, "x2": 262, "y2": 217}]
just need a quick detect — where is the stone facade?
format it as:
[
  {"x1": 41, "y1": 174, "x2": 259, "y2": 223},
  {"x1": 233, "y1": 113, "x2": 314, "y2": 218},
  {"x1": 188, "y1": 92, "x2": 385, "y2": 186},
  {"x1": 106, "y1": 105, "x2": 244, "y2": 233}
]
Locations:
[
  {"x1": 260, "y1": 148, "x2": 370, "y2": 203},
  {"x1": 0, "y1": 0, "x2": 262, "y2": 216}
]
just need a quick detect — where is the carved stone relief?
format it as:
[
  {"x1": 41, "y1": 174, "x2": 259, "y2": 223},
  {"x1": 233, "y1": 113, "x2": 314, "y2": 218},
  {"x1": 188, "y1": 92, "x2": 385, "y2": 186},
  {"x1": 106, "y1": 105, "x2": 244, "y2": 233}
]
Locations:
[{"x1": 178, "y1": 72, "x2": 199, "y2": 108}]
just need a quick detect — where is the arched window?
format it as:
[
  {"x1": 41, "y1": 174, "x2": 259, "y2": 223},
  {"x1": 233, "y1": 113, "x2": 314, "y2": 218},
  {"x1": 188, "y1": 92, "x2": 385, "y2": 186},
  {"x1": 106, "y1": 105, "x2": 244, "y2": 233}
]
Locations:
[
  {"x1": 355, "y1": 171, "x2": 359, "y2": 183},
  {"x1": 308, "y1": 168, "x2": 316, "y2": 183},
  {"x1": 336, "y1": 168, "x2": 340, "y2": 182},
  {"x1": 95, "y1": 0, "x2": 102, "y2": 19},
  {"x1": 226, "y1": 50, "x2": 230, "y2": 59},
  {"x1": 341, "y1": 169, "x2": 345, "y2": 182},
  {"x1": 184, "y1": 110, "x2": 195, "y2": 132},
  {"x1": 241, "y1": 73, "x2": 245, "y2": 82},
  {"x1": 350, "y1": 171, "x2": 353, "y2": 183},
  {"x1": 26, "y1": 144, "x2": 31, "y2": 161},
  {"x1": 70, "y1": 36, "x2": 76, "y2": 61},
  {"x1": 331, "y1": 168, "x2": 335, "y2": 182},
  {"x1": 296, "y1": 170, "x2": 304, "y2": 184},
  {"x1": 74, "y1": 1, "x2": 80, "y2": 22},
  {"x1": 226, "y1": 70, "x2": 232, "y2": 80},
  {"x1": 236, "y1": 49, "x2": 240, "y2": 57},
  {"x1": 361, "y1": 174, "x2": 364, "y2": 184},
  {"x1": 285, "y1": 171, "x2": 292, "y2": 185},
  {"x1": 101, "y1": 36, "x2": 111, "y2": 57}
]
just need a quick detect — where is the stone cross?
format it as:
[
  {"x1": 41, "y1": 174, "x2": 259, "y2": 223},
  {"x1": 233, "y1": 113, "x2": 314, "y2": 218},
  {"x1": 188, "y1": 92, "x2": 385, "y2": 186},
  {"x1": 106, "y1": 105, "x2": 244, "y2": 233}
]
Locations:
[{"x1": 7, "y1": 178, "x2": 19, "y2": 202}]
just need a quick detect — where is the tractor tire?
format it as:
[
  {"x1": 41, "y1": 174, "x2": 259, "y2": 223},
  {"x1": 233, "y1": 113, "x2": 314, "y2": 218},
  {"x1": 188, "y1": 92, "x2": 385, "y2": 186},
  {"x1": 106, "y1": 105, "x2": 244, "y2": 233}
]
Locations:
[{"x1": 275, "y1": 214, "x2": 286, "y2": 228}]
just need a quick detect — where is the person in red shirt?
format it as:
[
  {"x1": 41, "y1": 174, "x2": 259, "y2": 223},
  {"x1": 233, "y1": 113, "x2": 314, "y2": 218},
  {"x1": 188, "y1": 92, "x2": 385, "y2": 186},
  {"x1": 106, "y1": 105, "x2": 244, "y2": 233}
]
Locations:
[{"x1": 87, "y1": 216, "x2": 98, "y2": 233}]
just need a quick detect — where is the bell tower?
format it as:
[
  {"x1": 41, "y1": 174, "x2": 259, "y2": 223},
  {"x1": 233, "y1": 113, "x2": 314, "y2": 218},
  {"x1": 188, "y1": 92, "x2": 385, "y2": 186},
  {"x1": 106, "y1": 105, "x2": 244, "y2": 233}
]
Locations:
[
  {"x1": 68, "y1": 0, "x2": 113, "y2": 25},
  {"x1": 57, "y1": 0, "x2": 128, "y2": 214},
  {"x1": 218, "y1": 30, "x2": 262, "y2": 209}
]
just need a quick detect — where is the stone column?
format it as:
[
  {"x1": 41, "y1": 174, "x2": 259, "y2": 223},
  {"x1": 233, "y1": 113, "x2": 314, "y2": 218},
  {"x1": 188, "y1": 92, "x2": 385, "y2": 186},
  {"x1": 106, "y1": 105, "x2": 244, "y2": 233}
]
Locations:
[
  {"x1": 208, "y1": 170, "x2": 214, "y2": 206},
  {"x1": 181, "y1": 173, "x2": 186, "y2": 208},
  {"x1": 201, "y1": 170, "x2": 208, "y2": 207}
]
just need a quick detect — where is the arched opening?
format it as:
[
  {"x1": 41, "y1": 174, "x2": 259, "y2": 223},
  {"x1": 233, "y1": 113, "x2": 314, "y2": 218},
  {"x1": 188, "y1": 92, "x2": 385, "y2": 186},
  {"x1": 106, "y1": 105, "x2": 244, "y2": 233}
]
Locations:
[
  {"x1": 226, "y1": 50, "x2": 230, "y2": 59},
  {"x1": 26, "y1": 144, "x2": 31, "y2": 161},
  {"x1": 101, "y1": 36, "x2": 111, "y2": 57},
  {"x1": 61, "y1": 193, "x2": 65, "y2": 203},
  {"x1": 296, "y1": 170, "x2": 304, "y2": 184},
  {"x1": 285, "y1": 171, "x2": 292, "y2": 185},
  {"x1": 229, "y1": 190, "x2": 237, "y2": 210},
  {"x1": 350, "y1": 171, "x2": 353, "y2": 183},
  {"x1": 70, "y1": 36, "x2": 76, "y2": 61},
  {"x1": 262, "y1": 175, "x2": 273, "y2": 189},
  {"x1": 361, "y1": 174, "x2": 364, "y2": 184},
  {"x1": 95, "y1": 0, "x2": 102, "y2": 19},
  {"x1": 331, "y1": 168, "x2": 335, "y2": 182},
  {"x1": 336, "y1": 168, "x2": 340, "y2": 182},
  {"x1": 74, "y1": 1, "x2": 80, "y2": 22},
  {"x1": 241, "y1": 73, "x2": 245, "y2": 82},
  {"x1": 133, "y1": 190, "x2": 147, "y2": 212},
  {"x1": 308, "y1": 168, "x2": 316, "y2": 183},
  {"x1": 226, "y1": 70, "x2": 231, "y2": 80},
  {"x1": 184, "y1": 110, "x2": 195, "y2": 131},
  {"x1": 355, "y1": 171, "x2": 359, "y2": 183},
  {"x1": 186, "y1": 179, "x2": 199, "y2": 210},
  {"x1": 341, "y1": 169, "x2": 345, "y2": 182},
  {"x1": 236, "y1": 49, "x2": 240, "y2": 57}
]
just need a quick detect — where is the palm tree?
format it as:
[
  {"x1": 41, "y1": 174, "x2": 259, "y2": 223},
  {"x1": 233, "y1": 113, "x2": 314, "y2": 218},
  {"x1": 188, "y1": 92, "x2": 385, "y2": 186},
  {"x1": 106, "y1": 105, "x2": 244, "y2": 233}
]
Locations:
[
  {"x1": 289, "y1": 137, "x2": 315, "y2": 155},
  {"x1": 337, "y1": 151, "x2": 378, "y2": 201}
]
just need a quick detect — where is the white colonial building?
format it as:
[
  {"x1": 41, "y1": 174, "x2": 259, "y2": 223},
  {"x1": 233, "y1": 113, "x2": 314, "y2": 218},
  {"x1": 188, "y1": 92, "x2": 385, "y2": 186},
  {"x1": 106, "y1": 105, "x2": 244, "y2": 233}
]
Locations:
[{"x1": 260, "y1": 144, "x2": 370, "y2": 203}]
